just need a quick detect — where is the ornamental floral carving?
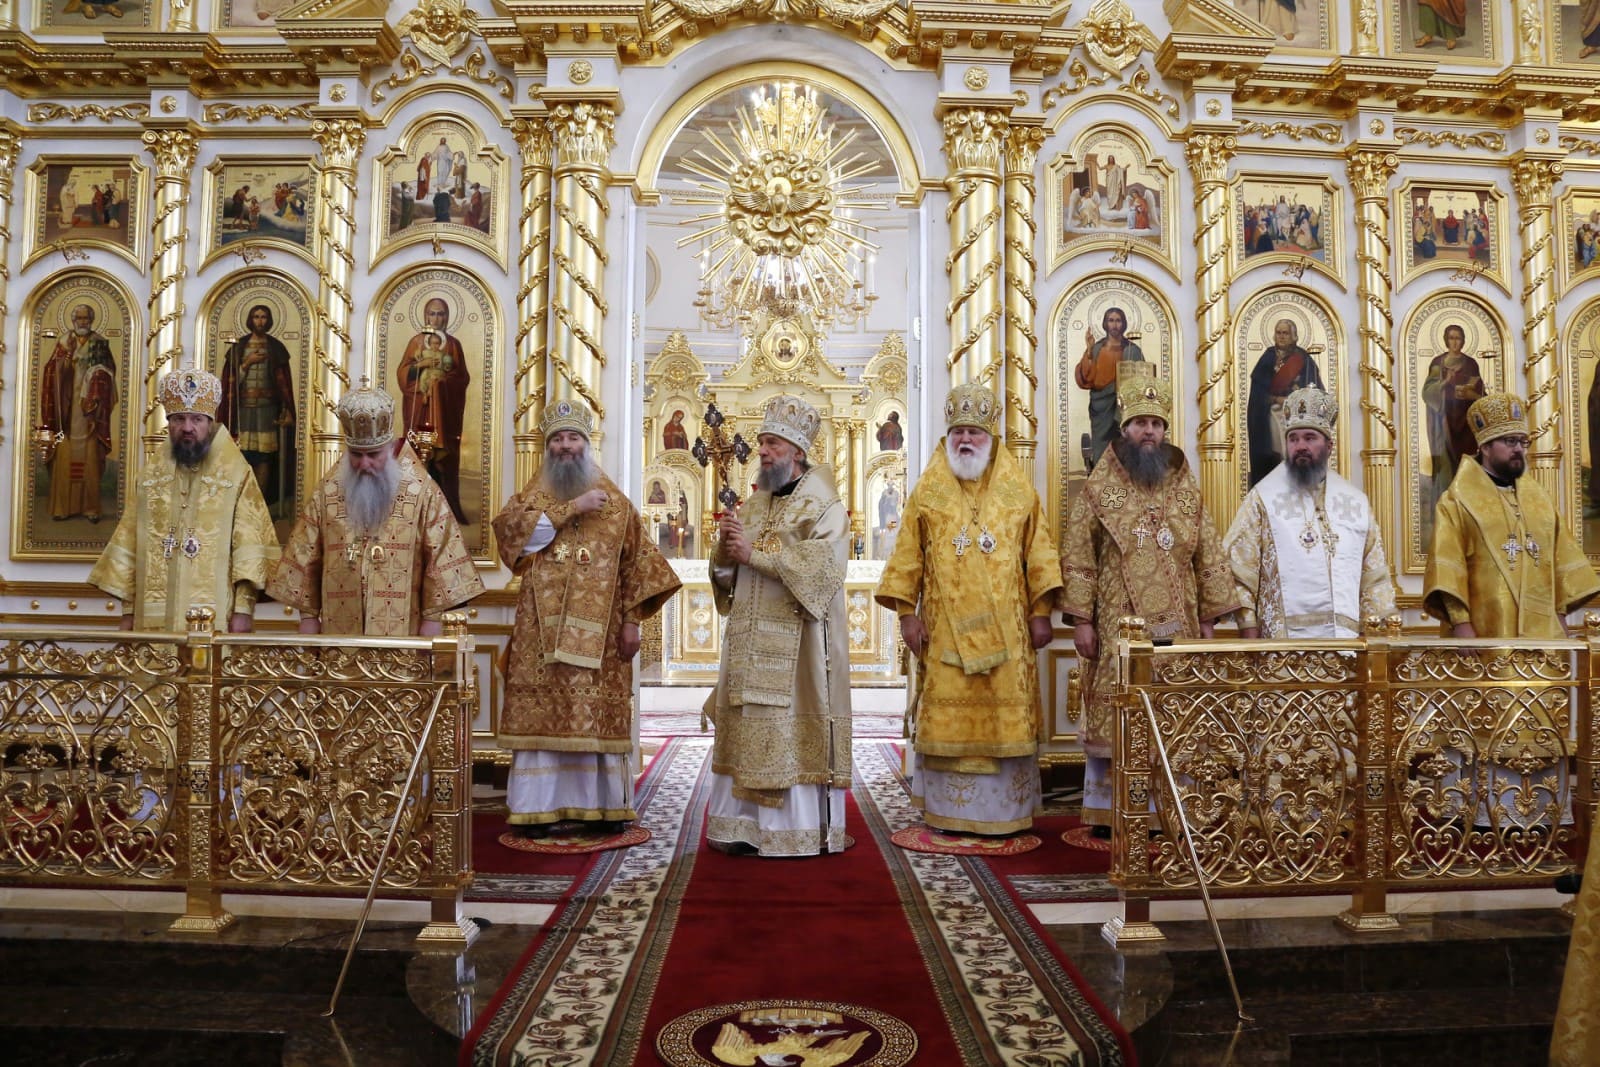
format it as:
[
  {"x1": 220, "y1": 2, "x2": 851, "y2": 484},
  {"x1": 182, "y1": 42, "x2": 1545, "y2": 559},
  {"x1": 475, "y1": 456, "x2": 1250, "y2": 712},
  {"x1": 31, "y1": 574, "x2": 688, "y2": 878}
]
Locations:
[
  {"x1": 942, "y1": 108, "x2": 1009, "y2": 174},
  {"x1": 664, "y1": 0, "x2": 897, "y2": 23}
]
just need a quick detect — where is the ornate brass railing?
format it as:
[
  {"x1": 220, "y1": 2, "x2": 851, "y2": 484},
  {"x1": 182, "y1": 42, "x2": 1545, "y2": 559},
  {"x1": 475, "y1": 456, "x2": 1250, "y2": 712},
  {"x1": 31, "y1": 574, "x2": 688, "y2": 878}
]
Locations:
[
  {"x1": 0, "y1": 609, "x2": 476, "y2": 943},
  {"x1": 1105, "y1": 616, "x2": 1596, "y2": 945}
]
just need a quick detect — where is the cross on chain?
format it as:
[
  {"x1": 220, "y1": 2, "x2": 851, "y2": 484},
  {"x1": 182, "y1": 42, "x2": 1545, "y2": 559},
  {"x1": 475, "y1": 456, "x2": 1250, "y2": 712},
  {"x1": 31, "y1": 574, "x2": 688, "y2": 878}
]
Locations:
[
  {"x1": 1502, "y1": 535, "x2": 1522, "y2": 564},
  {"x1": 161, "y1": 531, "x2": 178, "y2": 559},
  {"x1": 952, "y1": 528, "x2": 973, "y2": 557}
]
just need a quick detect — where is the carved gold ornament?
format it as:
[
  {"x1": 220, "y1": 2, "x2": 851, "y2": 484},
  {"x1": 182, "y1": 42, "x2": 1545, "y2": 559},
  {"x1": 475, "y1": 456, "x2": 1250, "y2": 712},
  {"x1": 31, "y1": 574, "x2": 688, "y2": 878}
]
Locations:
[
  {"x1": 330, "y1": 84, "x2": 348, "y2": 102},
  {"x1": 397, "y1": 0, "x2": 477, "y2": 66},
  {"x1": 159, "y1": 96, "x2": 178, "y2": 114},
  {"x1": 569, "y1": 59, "x2": 594, "y2": 85},
  {"x1": 963, "y1": 66, "x2": 989, "y2": 91},
  {"x1": 678, "y1": 83, "x2": 878, "y2": 326},
  {"x1": 1080, "y1": 0, "x2": 1146, "y2": 74},
  {"x1": 665, "y1": 0, "x2": 897, "y2": 23}
]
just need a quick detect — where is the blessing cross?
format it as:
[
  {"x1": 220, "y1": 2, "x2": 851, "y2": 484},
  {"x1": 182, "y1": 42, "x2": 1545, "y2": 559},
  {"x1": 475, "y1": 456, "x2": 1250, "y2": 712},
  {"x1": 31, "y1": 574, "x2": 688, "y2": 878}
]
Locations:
[
  {"x1": 1502, "y1": 535, "x2": 1522, "y2": 564},
  {"x1": 692, "y1": 402, "x2": 752, "y2": 513},
  {"x1": 952, "y1": 527, "x2": 973, "y2": 558}
]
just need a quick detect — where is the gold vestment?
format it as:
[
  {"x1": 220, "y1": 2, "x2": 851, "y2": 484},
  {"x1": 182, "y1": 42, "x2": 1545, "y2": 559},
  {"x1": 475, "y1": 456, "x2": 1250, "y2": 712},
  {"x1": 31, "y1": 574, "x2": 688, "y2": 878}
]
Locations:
[
  {"x1": 267, "y1": 445, "x2": 484, "y2": 635},
  {"x1": 493, "y1": 472, "x2": 680, "y2": 753},
  {"x1": 1060, "y1": 443, "x2": 1237, "y2": 755},
  {"x1": 1423, "y1": 457, "x2": 1599, "y2": 637},
  {"x1": 88, "y1": 430, "x2": 279, "y2": 631},
  {"x1": 874, "y1": 440, "x2": 1062, "y2": 763},
  {"x1": 708, "y1": 469, "x2": 852, "y2": 807}
]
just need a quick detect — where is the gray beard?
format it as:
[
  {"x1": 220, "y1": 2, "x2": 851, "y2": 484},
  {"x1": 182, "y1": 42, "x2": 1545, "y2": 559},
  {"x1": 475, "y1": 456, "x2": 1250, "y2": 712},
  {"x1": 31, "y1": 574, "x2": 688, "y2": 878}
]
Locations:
[
  {"x1": 170, "y1": 435, "x2": 212, "y2": 468},
  {"x1": 543, "y1": 449, "x2": 599, "y2": 501},
  {"x1": 756, "y1": 457, "x2": 796, "y2": 492},
  {"x1": 948, "y1": 439, "x2": 993, "y2": 482},
  {"x1": 1287, "y1": 454, "x2": 1328, "y2": 491},
  {"x1": 1118, "y1": 439, "x2": 1167, "y2": 488},
  {"x1": 340, "y1": 455, "x2": 402, "y2": 536}
]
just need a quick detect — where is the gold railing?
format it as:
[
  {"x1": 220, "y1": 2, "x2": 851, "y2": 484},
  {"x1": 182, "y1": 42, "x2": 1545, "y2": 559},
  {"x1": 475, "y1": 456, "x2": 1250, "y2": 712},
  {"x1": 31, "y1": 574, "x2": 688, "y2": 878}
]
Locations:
[
  {"x1": 1105, "y1": 616, "x2": 1596, "y2": 945},
  {"x1": 0, "y1": 609, "x2": 476, "y2": 944}
]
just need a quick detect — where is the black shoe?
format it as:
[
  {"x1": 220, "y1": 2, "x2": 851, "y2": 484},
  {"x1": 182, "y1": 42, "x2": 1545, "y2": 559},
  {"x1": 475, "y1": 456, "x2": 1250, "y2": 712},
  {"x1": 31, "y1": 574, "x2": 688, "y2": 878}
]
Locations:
[
  {"x1": 512, "y1": 823, "x2": 550, "y2": 840},
  {"x1": 708, "y1": 839, "x2": 757, "y2": 856},
  {"x1": 593, "y1": 820, "x2": 627, "y2": 835},
  {"x1": 1091, "y1": 824, "x2": 1112, "y2": 840}
]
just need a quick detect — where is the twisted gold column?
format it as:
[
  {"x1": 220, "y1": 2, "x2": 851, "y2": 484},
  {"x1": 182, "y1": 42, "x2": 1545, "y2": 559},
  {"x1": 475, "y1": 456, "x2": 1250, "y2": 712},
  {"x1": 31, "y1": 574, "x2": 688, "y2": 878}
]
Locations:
[
  {"x1": 309, "y1": 116, "x2": 365, "y2": 484},
  {"x1": 942, "y1": 107, "x2": 1008, "y2": 387},
  {"x1": 0, "y1": 124, "x2": 19, "y2": 446},
  {"x1": 1513, "y1": 154, "x2": 1564, "y2": 498},
  {"x1": 1346, "y1": 148, "x2": 1400, "y2": 562},
  {"x1": 1003, "y1": 124, "x2": 1046, "y2": 461},
  {"x1": 511, "y1": 115, "x2": 554, "y2": 489},
  {"x1": 547, "y1": 100, "x2": 615, "y2": 420},
  {"x1": 141, "y1": 125, "x2": 199, "y2": 456},
  {"x1": 1185, "y1": 132, "x2": 1238, "y2": 518},
  {"x1": 847, "y1": 418, "x2": 866, "y2": 545}
]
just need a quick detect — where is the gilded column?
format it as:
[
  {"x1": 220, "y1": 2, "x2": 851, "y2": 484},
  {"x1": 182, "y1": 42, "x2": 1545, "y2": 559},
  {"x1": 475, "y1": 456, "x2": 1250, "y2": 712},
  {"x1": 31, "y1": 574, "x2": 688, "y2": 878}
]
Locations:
[
  {"x1": 1512, "y1": 154, "x2": 1564, "y2": 498},
  {"x1": 1353, "y1": 0, "x2": 1379, "y2": 56},
  {"x1": 0, "y1": 124, "x2": 19, "y2": 444},
  {"x1": 1002, "y1": 123, "x2": 1046, "y2": 461},
  {"x1": 141, "y1": 125, "x2": 199, "y2": 454},
  {"x1": 168, "y1": 0, "x2": 196, "y2": 32},
  {"x1": 941, "y1": 107, "x2": 1008, "y2": 387},
  {"x1": 1346, "y1": 148, "x2": 1400, "y2": 561},
  {"x1": 1185, "y1": 131, "x2": 1238, "y2": 518},
  {"x1": 308, "y1": 116, "x2": 365, "y2": 484},
  {"x1": 847, "y1": 418, "x2": 867, "y2": 546},
  {"x1": 511, "y1": 114, "x2": 554, "y2": 490},
  {"x1": 547, "y1": 99, "x2": 616, "y2": 420}
]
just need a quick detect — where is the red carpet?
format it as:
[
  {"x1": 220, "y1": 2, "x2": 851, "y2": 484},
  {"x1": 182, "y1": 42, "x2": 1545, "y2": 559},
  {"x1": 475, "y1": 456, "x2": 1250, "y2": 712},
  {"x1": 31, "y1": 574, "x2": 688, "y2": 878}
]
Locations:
[{"x1": 462, "y1": 738, "x2": 1133, "y2": 1065}]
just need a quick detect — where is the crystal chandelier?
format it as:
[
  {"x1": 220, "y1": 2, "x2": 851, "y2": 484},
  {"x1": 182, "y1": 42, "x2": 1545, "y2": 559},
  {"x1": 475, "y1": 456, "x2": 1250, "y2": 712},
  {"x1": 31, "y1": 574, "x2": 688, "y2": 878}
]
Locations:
[{"x1": 677, "y1": 83, "x2": 879, "y2": 329}]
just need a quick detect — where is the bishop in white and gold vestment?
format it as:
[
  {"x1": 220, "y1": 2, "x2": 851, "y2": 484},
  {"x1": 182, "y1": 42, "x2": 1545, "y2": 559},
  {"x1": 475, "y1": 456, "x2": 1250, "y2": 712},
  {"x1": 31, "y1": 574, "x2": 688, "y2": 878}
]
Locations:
[
  {"x1": 89, "y1": 369, "x2": 279, "y2": 632},
  {"x1": 876, "y1": 383, "x2": 1061, "y2": 835},
  {"x1": 707, "y1": 394, "x2": 852, "y2": 856},
  {"x1": 493, "y1": 401, "x2": 681, "y2": 832},
  {"x1": 1224, "y1": 385, "x2": 1395, "y2": 638},
  {"x1": 268, "y1": 384, "x2": 484, "y2": 636}
]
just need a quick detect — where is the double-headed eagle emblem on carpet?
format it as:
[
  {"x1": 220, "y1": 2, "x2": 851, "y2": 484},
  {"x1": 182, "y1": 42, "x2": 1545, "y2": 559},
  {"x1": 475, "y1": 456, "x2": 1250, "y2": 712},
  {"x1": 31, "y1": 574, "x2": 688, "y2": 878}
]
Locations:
[{"x1": 656, "y1": 999, "x2": 916, "y2": 1067}]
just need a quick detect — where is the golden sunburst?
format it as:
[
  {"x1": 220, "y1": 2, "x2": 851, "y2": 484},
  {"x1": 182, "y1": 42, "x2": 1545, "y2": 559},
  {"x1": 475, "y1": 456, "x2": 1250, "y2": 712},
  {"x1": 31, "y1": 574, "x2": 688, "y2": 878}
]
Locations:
[{"x1": 676, "y1": 83, "x2": 880, "y2": 326}]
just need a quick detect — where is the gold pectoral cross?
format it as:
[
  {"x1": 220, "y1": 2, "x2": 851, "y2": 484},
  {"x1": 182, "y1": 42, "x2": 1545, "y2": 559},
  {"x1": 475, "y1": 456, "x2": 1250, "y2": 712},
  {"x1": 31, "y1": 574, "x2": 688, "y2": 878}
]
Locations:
[
  {"x1": 1502, "y1": 536, "x2": 1522, "y2": 564},
  {"x1": 952, "y1": 527, "x2": 973, "y2": 557},
  {"x1": 553, "y1": 542, "x2": 572, "y2": 563}
]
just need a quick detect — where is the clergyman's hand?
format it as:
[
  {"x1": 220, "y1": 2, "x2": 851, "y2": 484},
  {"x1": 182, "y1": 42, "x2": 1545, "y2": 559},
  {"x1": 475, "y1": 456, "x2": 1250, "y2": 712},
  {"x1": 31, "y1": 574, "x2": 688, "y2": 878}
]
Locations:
[
  {"x1": 573, "y1": 488, "x2": 609, "y2": 515},
  {"x1": 119, "y1": 613, "x2": 135, "y2": 632},
  {"x1": 1073, "y1": 621, "x2": 1098, "y2": 661},
  {"x1": 298, "y1": 617, "x2": 322, "y2": 635},
  {"x1": 619, "y1": 621, "x2": 641, "y2": 660},
  {"x1": 1029, "y1": 615, "x2": 1053, "y2": 650},
  {"x1": 1451, "y1": 622, "x2": 1477, "y2": 638},
  {"x1": 900, "y1": 614, "x2": 929, "y2": 658},
  {"x1": 1199, "y1": 620, "x2": 1216, "y2": 639},
  {"x1": 228, "y1": 612, "x2": 254, "y2": 634},
  {"x1": 719, "y1": 512, "x2": 751, "y2": 565}
]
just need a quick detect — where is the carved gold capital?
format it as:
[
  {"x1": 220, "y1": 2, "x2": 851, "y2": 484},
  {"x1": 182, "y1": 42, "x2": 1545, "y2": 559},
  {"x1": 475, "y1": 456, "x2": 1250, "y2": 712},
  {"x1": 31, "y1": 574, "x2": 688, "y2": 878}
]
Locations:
[
  {"x1": 1511, "y1": 156, "x2": 1563, "y2": 208},
  {"x1": 310, "y1": 118, "x2": 367, "y2": 171},
  {"x1": 141, "y1": 128, "x2": 198, "y2": 178},
  {"x1": 548, "y1": 102, "x2": 616, "y2": 170},
  {"x1": 942, "y1": 107, "x2": 1009, "y2": 175},
  {"x1": 1344, "y1": 148, "x2": 1398, "y2": 201},
  {"x1": 1183, "y1": 132, "x2": 1235, "y2": 184},
  {"x1": 0, "y1": 126, "x2": 20, "y2": 182},
  {"x1": 512, "y1": 115, "x2": 554, "y2": 168},
  {"x1": 1003, "y1": 125, "x2": 1046, "y2": 175}
]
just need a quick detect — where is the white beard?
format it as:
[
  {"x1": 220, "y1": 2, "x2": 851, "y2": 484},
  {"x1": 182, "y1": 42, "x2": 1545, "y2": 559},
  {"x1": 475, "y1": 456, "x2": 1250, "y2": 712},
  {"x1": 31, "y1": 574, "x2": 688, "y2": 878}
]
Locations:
[
  {"x1": 542, "y1": 446, "x2": 600, "y2": 501},
  {"x1": 948, "y1": 439, "x2": 993, "y2": 482},
  {"x1": 339, "y1": 454, "x2": 402, "y2": 536}
]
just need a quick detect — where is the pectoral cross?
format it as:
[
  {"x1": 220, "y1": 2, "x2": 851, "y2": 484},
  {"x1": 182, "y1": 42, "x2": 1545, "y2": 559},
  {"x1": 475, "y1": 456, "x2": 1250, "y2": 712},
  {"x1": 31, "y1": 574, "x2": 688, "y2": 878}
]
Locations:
[
  {"x1": 553, "y1": 542, "x2": 571, "y2": 563},
  {"x1": 161, "y1": 530, "x2": 178, "y2": 560},
  {"x1": 952, "y1": 527, "x2": 972, "y2": 558},
  {"x1": 1133, "y1": 521, "x2": 1149, "y2": 548},
  {"x1": 1502, "y1": 535, "x2": 1522, "y2": 564}
]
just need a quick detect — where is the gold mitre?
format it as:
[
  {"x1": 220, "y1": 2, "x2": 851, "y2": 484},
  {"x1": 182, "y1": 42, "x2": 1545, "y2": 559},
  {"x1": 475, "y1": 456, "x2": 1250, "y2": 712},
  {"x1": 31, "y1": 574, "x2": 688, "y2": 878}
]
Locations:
[
  {"x1": 336, "y1": 382, "x2": 395, "y2": 450},
  {"x1": 1119, "y1": 375, "x2": 1172, "y2": 425},
  {"x1": 1468, "y1": 392, "x2": 1528, "y2": 446},
  {"x1": 541, "y1": 399, "x2": 594, "y2": 439},
  {"x1": 1283, "y1": 384, "x2": 1337, "y2": 439},
  {"x1": 759, "y1": 393, "x2": 822, "y2": 452},
  {"x1": 944, "y1": 383, "x2": 999, "y2": 434},
  {"x1": 160, "y1": 368, "x2": 222, "y2": 419}
]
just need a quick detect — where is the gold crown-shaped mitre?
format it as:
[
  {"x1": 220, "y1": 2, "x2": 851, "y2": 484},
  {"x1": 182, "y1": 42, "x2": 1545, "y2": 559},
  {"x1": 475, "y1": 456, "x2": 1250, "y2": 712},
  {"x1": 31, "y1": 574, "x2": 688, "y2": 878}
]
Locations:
[
  {"x1": 944, "y1": 383, "x2": 999, "y2": 434},
  {"x1": 160, "y1": 369, "x2": 222, "y2": 419},
  {"x1": 541, "y1": 399, "x2": 594, "y2": 439},
  {"x1": 336, "y1": 384, "x2": 396, "y2": 449},
  {"x1": 1468, "y1": 392, "x2": 1528, "y2": 446},
  {"x1": 1119, "y1": 375, "x2": 1172, "y2": 425},
  {"x1": 759, "y1": 394, "x2": 822, "y2": 452},
  {"x1": 1282, "y1": 384, "x2": 1337, "y2": 439}
]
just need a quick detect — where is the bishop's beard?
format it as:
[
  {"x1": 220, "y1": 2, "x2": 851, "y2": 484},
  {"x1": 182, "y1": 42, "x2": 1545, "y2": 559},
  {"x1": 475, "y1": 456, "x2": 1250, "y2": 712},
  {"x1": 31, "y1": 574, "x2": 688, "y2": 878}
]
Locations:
[
  {"x1": 756, "y1": 456, "x2": 798, "y2": 492},
  {"x1": 339, "y1": 453, "x2": 403, "y2": 536},
  {"x1": 1115, "y1": 438, "x2": 1168, "y2": 489},
  {"x1": 1287, "y1": 452, "x2": 1329, "y2": 491},
  {"x1": 948, "y1": 438, "x2": 993, "y2": 482},
  {"x1": 542, "y1": 447, "x2": 600, "y2": 501},
  {"x1": 170, "y1": 435, "x2": 212, "y2": 469}
]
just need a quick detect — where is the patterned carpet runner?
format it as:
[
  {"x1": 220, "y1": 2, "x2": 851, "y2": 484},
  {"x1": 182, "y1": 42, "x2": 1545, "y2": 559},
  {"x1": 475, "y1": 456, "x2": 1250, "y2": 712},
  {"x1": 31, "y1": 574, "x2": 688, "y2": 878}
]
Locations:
[{"x1": 461, "y1": 737, "x2": 1132, "y2": 1066}]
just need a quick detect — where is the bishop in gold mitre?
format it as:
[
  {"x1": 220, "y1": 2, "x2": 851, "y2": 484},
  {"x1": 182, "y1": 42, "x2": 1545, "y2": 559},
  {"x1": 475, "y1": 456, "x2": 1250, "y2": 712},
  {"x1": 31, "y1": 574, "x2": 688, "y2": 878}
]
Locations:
[
  {"x1": 875, "y1": 383, "x2": 1062, "y2": 835},
  {"x1": 492, "y1": 400, "x2": 681, "y2": 836},
  {"x1": 89, "y1": 368, "x2": 279, "y2": 633},
  {"x1": 268, "y1": 382, "x2": 484, "y2": 636}
]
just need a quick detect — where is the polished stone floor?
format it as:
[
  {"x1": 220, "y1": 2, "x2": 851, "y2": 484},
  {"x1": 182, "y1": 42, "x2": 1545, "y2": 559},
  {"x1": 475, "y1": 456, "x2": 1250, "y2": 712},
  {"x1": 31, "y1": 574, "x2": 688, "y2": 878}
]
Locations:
[{"x1": 0, "y1": 908, "x2": 536, "y2": 1066}]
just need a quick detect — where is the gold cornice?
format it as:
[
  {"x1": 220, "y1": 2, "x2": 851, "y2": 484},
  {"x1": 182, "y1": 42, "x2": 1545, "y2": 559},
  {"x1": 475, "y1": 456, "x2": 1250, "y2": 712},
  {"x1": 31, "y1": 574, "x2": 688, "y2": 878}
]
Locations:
[
  {"x1": 1153, "y1": 34, "x2": 1273, "y2": 84},
  {"x1": 278, "y1": 18, "x2": 403, "y2": 72}
]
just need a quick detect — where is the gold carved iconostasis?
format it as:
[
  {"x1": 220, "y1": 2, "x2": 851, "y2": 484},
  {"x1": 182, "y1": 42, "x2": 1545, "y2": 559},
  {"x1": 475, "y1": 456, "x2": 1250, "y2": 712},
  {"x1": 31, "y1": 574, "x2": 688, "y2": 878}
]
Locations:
[{"x1": 12, "y1": 0, "x2": 1600, "y2": 758}]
